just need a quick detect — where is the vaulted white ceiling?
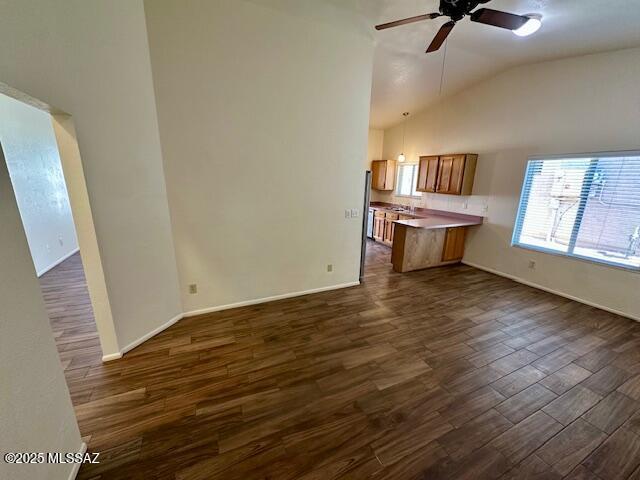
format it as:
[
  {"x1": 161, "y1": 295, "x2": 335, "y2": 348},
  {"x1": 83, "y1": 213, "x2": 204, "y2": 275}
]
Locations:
[{"x1": 360, "y1": 0, "x2": 640, "y2": 128}]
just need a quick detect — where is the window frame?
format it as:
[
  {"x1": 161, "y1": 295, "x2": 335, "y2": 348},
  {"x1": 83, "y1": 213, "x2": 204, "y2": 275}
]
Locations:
[
  {"x1": 394, "y1": 163, "x2": 423, "y2": 198},
  {"x1": 511, "y1": 150, "x2": 640, "y2": 273}
]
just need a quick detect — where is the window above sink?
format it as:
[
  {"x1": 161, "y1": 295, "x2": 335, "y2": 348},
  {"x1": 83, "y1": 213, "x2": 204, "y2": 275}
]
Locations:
[{"x1": 395, "y1": 164, "x2": 423, "y2": 198}]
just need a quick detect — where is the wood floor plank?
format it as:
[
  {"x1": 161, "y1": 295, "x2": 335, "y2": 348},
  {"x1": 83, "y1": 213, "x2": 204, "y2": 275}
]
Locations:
[
  {"x1": 490, "y1": 411, "x2": 563, "y2": 465},
  {"x1": 539, "y1": 363, "x2": 592, "y2": 395},
  {"x1": 618, "y1": 375, "x2": 640, "y2": 401},
  {"x1": 581, "y1": 364, "x2": 634, "y2": 397},
  {"x1": 297, "y1": 446, "x2": 384, "y2": 480},
  {"x1": 565, "y1": 464, "x2": 602, "y2": 479},
  {"x1": 582, "y1": 427, "x2": 640, "y2": 479},
  {"x1": 542, "y1": 385, "x2": 602, "y2": 426},
  {"x1": 582, "y1": 390, "x2": 639, "y2": 434},
  {"x1": 371, "y1": 356, "x2": 431, "y2": 390},
  {"x1": 438, "y1": 386, "x2": 505, "y2": 428},
  {"x1": 625, "y1": 410, "x2": 640, "y2": 438},
  {"x1": 499, "y1": 454, "x2": 561, "y2": 480},
  {"x1": 424, "y1": 445, "x2": 510, "y2": 480},
  {"x1": 445, "y1": 365, "x2": 504, "y2": 396},
  {"x1": 371, "y1": 411, "x2": 452, "y2": 466},
  {"x1": 466, "y1": 343, "x2": 515, "y2": 368},
  {"x1": 439, "y1": 408, "x2": 512, "y2": 461},
  {"x1": 490, "y1": 365, "x2": 547, "y2": 398},
  {"x1": 495, "y1": 383, "x2": 557, "y2": 424},
  {"x1": 489, "y1": 349, "x2": 540, "y2": 376},
  {"x1": 536, "y1": 418, "x2": 607, "y2": 475},
  {"x1": 339, "y1": 343, "x2": 398, "y2": 369},
  {"x1": 575, "y1": 347, "x2": 620, "y2": 373},
  {"x1": 532, "y1": 347, "x2": 580, "y2": 375},
  {"x1": 373, "y1": 440, "x2": 447, "y2": 480}
]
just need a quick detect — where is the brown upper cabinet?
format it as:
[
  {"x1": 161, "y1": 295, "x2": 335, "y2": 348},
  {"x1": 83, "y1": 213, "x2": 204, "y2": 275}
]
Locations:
[
  {"x1": 371, "y1": 160, "x2": 396, "y2": 191},
  {"x1": 417, "y1": 156, "x2": 440, "y2": 193},
  {"x1": 416, "y1": 154, "x2": 477, "y2": 196}
]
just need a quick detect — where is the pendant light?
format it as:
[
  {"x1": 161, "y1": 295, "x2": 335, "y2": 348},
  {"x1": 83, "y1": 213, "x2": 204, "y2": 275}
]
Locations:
[{"x1": 398, "y1": 112, "x2": 410, "y2": 163}]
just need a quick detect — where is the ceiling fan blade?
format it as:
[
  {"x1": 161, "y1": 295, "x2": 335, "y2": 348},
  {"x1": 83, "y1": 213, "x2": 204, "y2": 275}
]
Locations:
[
  {"x1": 470, "y1": 8, "x2": 529, "y2": 30},
  {"x1": 375, "y1": 13, "x2": 440, "y2": 31},
  {"x1": 426, "y1": 21, "x2": 455, "y2": 53}
]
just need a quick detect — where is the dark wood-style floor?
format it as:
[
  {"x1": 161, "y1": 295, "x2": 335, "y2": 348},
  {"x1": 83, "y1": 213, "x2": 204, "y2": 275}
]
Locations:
[{"x1": 40, "y1": 242, "x2": 640, "y2": 479}]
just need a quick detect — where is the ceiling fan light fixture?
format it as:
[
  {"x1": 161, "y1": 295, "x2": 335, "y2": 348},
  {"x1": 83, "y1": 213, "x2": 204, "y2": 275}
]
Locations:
[{"x1": 512, "y1": 14, "x2": 542, "y2": 37}]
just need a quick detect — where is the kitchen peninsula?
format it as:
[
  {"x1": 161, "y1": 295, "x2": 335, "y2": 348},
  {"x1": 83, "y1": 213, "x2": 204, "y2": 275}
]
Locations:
[{"x1": 369, "y1": 202, "x2": 483, "y2": 273}]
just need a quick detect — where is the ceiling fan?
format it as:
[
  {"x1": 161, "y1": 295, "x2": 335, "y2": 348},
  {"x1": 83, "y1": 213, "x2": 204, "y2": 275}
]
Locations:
[{"x1": 375, "y1": 0, "x2": 535, "y2": 53}]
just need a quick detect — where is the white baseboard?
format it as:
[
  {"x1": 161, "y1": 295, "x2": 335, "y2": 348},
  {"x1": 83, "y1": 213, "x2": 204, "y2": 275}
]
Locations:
[
  {"x1": 101, "y1": 352, "x2": 123, "y2": 362},
  {"x1": 101, "y1": 281, "x2": 361, "y2": 363},
  {"x1": 462, "y1": 260, "x2": 639, "y2": 323},
  {"x1": 183, "y1": 281, "x2": 361, "y2": 318},
  {"x1": 36, "y1": 247, "x2": 80, "y2": 277},
  {"x1": 119, "y1": 312, "x2": 184, "y2": 356},
  {"x1": 67, "y1": 441, "x2": 87, "y2": 480}
]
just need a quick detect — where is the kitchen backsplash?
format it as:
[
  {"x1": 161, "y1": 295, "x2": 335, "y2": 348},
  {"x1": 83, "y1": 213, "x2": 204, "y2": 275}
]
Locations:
[{"x1": 371, "y1": 190, "x2": 489, "y2": 217}]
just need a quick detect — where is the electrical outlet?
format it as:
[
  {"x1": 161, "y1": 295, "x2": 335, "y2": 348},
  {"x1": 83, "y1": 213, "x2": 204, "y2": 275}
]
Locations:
[
  {"x1": 327, "y1": 264, "x2": 333, "y2": 273},
  {"x1": 528, "y1": 260, "x2": 536, "y2": 270},
  {"x1": 350, "y1": 208, "x2": 359, "y2": 218},
  {"x1": 462, "y1": 200, "x2": 469, "y2": 210},
  {"x1": 188, "y1": 284, "x2": 198, "y2": 294},
  {"x1": 344, "y1": 209, "x2": 351, "y2": 219}
]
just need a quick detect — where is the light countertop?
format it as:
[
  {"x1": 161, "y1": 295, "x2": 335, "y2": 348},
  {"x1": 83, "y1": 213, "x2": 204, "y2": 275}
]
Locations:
[
  {"x1": 370, "y1": 202, "x2": 483, "y2": 230},
  {"x1": 394, "y1": 215, "x2": 483, "y2": 230}
]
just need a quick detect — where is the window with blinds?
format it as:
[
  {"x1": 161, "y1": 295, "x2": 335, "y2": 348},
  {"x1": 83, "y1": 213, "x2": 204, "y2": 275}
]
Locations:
[{"x1": 512, "y1": 152, "x2": 640, "y2": 270}]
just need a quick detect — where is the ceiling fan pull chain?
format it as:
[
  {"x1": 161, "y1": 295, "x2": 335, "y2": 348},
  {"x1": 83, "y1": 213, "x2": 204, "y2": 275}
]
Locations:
[{"x1": 439, "y1": 39, "x2": 448, "y2": 96}]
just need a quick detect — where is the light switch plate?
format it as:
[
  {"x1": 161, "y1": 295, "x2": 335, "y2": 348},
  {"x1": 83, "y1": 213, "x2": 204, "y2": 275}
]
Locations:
[
  {"x1": 344, "y1": 209, "x2": 351, "y2": 218},
  {"x1": 350, "y1": 208, "x2": 359, "y2": 218}
]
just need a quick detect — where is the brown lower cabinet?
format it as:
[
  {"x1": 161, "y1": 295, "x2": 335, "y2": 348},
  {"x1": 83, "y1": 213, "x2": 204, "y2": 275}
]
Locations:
[
  {"x1": 373, "y1": 211, "x2": 385, "y2": 242},
  {"x1": 383, "y1": 220, "x2": 394, "y2": 245},
  {"x1": 372, "y1": 210, "x2": 413, "y2": 246},
  {"x1": 392, "y1": 224, "x2": 470, "y2": 273},
  {"x1": 370, "y1": 208, "x2": 474, "y2": 272},
  {"x1": 442, "y1": 227, "x2": 467, "y2": 262},
  {"x1": 382, "y1": 213, "x2": 399, "y2": 246}
]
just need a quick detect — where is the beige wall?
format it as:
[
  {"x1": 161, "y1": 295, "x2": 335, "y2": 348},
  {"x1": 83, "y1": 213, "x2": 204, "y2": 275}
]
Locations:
[
  {"x1": 52, "y1": 115, "x2": 120, "y2": 358},
  {"x1": 0, "y1": 93, "x2": 79, "y2": 276},
  {"x1": 367, "y1": 128, "x2": 384, "y2": 170},
  {"x1": 0, "y1": 0, "x2": 183, "y2": 351},
  {"x1": 381, "y1": 47, "x2": 640, "y2": 320},
  {"x1": 145, "y1": 0, "x2": 374, "y2": 312},
  {"x1": 0, "y1": 147, "x2": 81, "y2": 480}
]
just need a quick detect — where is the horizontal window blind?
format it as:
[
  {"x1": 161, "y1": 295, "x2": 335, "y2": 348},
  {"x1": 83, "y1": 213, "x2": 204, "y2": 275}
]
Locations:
[{"x1": 512, "y1": 152, "x2": 640, "y2": 270}]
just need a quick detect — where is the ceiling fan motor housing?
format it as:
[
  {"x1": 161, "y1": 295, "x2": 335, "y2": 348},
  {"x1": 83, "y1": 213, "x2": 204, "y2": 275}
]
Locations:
[
  {"x1": 440, "y1": 0, "x2": 490, "y2": 21},
  {"x1": 375, "y1": 0, "x2": 529, "y2": 54}
]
